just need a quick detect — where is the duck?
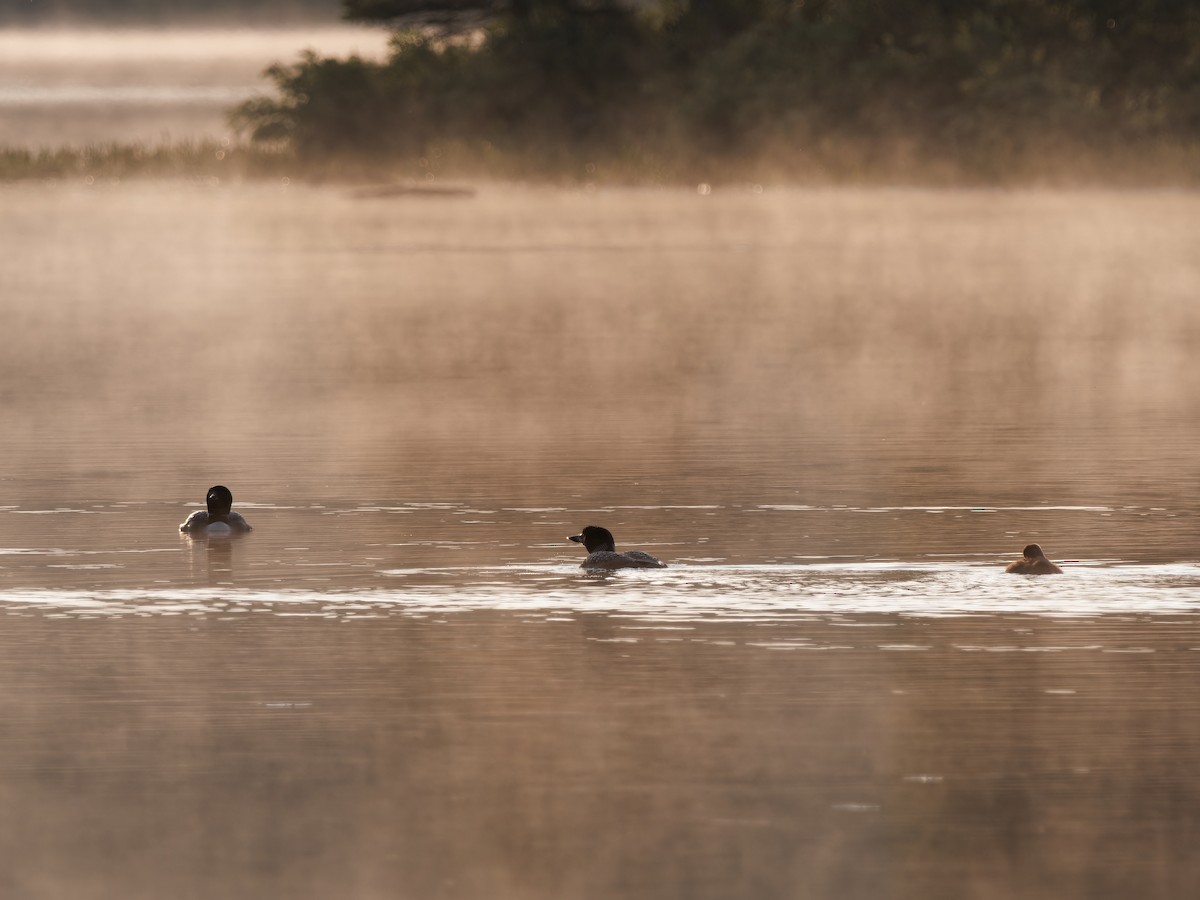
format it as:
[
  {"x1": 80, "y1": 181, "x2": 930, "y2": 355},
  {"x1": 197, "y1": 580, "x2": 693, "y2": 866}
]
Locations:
[
  {"x1": 179, "y1": 485, "x2": 252, "y2": 535},
  {"x1": 1004, "y1": 543, "x2": 1062, "y2": 575},
  {"x1": 568, "y1": 525, "x2": 666, "y2": 570}
]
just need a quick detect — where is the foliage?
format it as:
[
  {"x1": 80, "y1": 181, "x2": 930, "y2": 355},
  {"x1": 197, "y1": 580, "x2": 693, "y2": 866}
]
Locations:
[
  {"x1": 342, "y1": 0, "x2": 501, "y2": 29},
  {"x1": 343, "y1": 0, "x2": 633, "y2": 25},
  {"x1": 231, "y1": 0, "x2": 1200, "y2": 182}
]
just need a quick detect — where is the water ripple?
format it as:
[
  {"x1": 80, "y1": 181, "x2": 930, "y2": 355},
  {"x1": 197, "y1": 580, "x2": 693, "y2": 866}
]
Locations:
[{"x1": 3, "y1": 563, "x2": 1200, "y2": 620}]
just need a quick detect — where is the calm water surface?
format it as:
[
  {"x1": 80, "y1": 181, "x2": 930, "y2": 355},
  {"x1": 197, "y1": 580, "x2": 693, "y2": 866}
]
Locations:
[
  {"x1": 2, "y1": 179, "x2": 1200, "y2": 898},
  {"x1": 0, "y1": 28, "x2": 389, "y2": 144}
]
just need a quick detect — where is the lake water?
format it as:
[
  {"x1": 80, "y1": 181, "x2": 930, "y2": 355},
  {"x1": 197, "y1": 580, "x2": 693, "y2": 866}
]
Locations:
[
  {"x1": 0, "y1": 28, "x2": 390, "y2": 145},
  {"x1": 3, "y1": 28, "x2": 1200, "y2": 900}
]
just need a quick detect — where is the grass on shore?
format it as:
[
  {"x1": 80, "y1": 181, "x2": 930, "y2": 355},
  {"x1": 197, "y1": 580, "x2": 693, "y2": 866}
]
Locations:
[
  {"x1": 0, "y1": 140, "x2": 295, "y2": 183},
  {"x1": 3, "y1": 135, "x2": 1200, "y2": 189}
]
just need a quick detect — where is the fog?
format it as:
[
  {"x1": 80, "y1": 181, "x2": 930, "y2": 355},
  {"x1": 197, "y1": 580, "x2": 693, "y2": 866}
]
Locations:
[
  {"x1": 3, "y1": 20, "x2": 1200, "y2": 900},
  {"x1": 5, "y1": 181, "x2": 1200, "y2": 557}
]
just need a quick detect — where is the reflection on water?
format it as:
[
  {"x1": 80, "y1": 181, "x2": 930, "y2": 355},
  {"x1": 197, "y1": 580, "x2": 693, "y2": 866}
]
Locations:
[
  {"x1": 0, "y1": 607, "x2": 1197, "y2": 899},
  {"x1": 2, "y1": 508, "x2": 1200, "y2": 898},
  {"x1": 7, "y1": 562, "x2": 1200, "y2": 619},
  {"x1": 0, "y1": 499, "x2": 1195, "y2": 592},
  {"x1": 3, "y1": 181, "x2": 1200, "y2": 896},
  {"x1": 0, "y1": 84, "x2": 253, "y2": 105}
]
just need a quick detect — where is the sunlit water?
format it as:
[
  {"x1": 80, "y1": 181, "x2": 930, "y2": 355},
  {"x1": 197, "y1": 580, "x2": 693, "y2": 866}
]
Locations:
[
  {"x1": 3, "y1": 170, "x2": 1200, "y2": 897},
  {"x1": 0, "y1": 28, "x2": 390, "y2": 144}
]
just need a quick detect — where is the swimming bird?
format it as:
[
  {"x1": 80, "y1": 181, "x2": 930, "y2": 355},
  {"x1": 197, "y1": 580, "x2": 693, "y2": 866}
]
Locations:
[
  {"x1": 568, "y1": 525, "x2": 666, "y2": 570},
  {"x1": 179, "y1": 485, "x2": 252, "y2": 535},
  {"x1": 1004, "y1": 543, "x2": 1062, "y2": 575}
]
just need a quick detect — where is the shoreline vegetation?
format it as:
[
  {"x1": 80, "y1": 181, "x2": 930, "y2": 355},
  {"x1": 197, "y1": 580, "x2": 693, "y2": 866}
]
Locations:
[
  {"x1": 4, "y1": 0, "x2": 1200, "y2": 186},
  {"x1": 0, "y1": 141, "x2": 292, "y2": 183},
  {"x1": 4, "y1": 136, "x2": 1200, "y2": 188}
]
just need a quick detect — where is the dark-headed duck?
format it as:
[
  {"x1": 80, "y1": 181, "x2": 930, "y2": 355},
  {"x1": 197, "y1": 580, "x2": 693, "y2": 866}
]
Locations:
[
  {"x1": 1004, "y1": 543, "x2": 1062, "y2": 575},
  {"x1": 180, "y1": 485, "x2": 252, "y2": 535},
  {"x1": 568, "y1": 525, "x2": 666, "y2": 570}
]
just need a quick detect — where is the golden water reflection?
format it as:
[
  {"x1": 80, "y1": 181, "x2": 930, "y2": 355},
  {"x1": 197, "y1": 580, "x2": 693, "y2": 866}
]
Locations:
[
  {"x1": 4, "y1": 182, "x2": 1200, "y2": 897},
  {"x1": 0, "y1": 610, "x2": 1195, "y2": 900}
]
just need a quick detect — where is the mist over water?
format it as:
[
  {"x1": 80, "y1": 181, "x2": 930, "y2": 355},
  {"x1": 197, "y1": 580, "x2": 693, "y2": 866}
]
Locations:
[
  {"x1": 2, "y1": 26, "x2": 1200, "y2": 900},
  {"x1": 4, "y1": 183, "x2": 1200, "y2": 559},
  {"x1": 0, "y1": 28, "x2": 389, "y2": 144}
]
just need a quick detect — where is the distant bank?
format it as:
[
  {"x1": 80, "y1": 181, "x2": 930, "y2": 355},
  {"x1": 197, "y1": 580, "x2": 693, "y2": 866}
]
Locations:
[{"x1": 4, "y1": 0, "x2": 1200, "y2": 187}]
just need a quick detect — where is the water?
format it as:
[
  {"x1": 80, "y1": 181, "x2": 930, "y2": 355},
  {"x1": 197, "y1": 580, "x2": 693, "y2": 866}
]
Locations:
[
  {"x1": 0, "y1": 28, "x2": 389, "y2": 144},
  {"x1": 3, "y1": 32, "x2": 1200, "y2": 897}
]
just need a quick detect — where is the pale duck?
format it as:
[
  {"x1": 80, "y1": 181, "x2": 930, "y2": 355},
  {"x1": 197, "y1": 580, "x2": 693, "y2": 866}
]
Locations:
[{"x1": 180, "y1": 485, "x2": 252, "y2": 535}]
